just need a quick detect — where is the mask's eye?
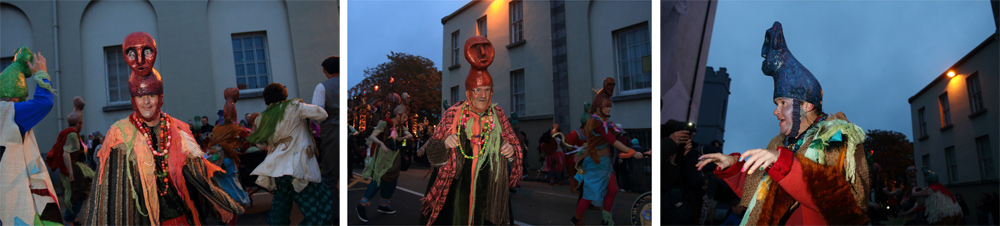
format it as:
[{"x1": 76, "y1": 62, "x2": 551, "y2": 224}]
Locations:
[
  {"x1": 143, "y1": 48, "x2": 153, "y2": 59},
  {"x1": 126, "y1": 49, "x2": 137, "y2": 61}
]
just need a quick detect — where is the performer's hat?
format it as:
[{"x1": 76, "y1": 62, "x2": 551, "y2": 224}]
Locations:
[
  {"x1": 0, "y1": 46, "x2": 34, "y2": 100},
  {"x1": 223, "y1": 88, "x2": 240, "y2": 123},
  {"x1": 464, "y1": 36, "x2": 494, "y2": 90},
  {"x1": 762, "y1": 21, "x2": 822, "y2": 109},
  {"x1": 592, "y1": 77, "x2": 616, "y2": 109},
  {"x1": 124, "y1": 32, "x2": 162, "y2": 97},
  {"x1": 67, "y1": 96, "x2": 85, "y2": 126}
]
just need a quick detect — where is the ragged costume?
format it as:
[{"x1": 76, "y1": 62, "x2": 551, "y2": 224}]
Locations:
[
  {"x1": 85, "y1": 32, "x2": 244, "y2": 225},
  {"x1": 421, "y1": 36, "x2": 523, "y2": 225},
  {"x1": 0, "y1": 46, "x2": 62, "y2": 225},
  {"x1": 713, "y1": 22, "x2": 869, "y2": 225}
]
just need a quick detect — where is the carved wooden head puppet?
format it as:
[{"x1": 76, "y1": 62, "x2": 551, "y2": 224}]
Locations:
[
  {"x1": 463, "y1": 36, "x2": 495, "y2": 113},
  {"x1": 124, "y1": 32, "x2": 164, "y2": 122}
]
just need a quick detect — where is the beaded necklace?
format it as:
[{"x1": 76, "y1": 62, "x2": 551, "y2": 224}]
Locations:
[
  {"x1": 131, "y1": 113, "x2": 172, "y2": 196},
  {"x1": 590, "y1": 114, "x2": 621, "y2": 134},
  {"x1": 454, "y1": 103, "x2": 495, "y2": 159}
]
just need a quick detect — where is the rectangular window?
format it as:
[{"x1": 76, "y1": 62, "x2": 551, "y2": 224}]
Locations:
[
  {"x1": 232, "y1": 32, "x2": 271, "y2": 90},
  {"x1": 451, "y1": 31, "x2": 460, "y2": 67},
  {"x1": 613, "y1": 23, "x2": 652, "y2": 93},
  {"x1": 450, "y1": 86, "x2": 460, "y2": 105},
  {"x1": 967, "y1": 72, "x2": 984, "y2": 113},
  {"x1": 510, "y1": 69, "x2": 525, "y2": 116},
  {"x1": 977, "y1": 135, "x2": 996, "y2": 179},
  {"x1": 509, "y1": 0, "x2": 523, "y2": 43},
  {"x1": 477, "y1": 16, "x2": 487, "y2": 37},
  {"x1": 922, "y1": 154, "x2": 930, "y2": 172},
  {"x1": 939, "y1": 93, "x2": 951, "y2": 127},
  {"x1": 104, "y1": 46, "x2": 130, "y2": 104},
  {"x1": 945, "y1": 146, "x2": 957, "y2": 183},
  {"x1": 918, "y1": 107, "x2": 927, "y2": 137}
]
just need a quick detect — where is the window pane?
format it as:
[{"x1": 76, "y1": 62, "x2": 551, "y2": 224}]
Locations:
[
  {"x1": 233, "y1": 39, "x2": 241, "y2": 50},
  {"x1": 237, "y1": 78, "x2": 245, "y2": 86},
  {"x1": 248, "y1": 76, "x2": 257, "y2": 88},
  {"x1": 257, "y1": 50, "x2": 265, "y2": 62},
  {"x1": 235, "y1": 64, "x2": 245, "y2": 76},
  {"x1": 259, "y1": 76, "x2": 268, "y2": 86},
  {"x1": 234, "y1": 51, "x2": 243, "y2": 62},
  {"x1": 244, "y1": 37, "x2": 253, "y2": 48},
  {"x1": 246, "y1": 64, "x2": 256, "y2": 75},
  {"x1": 245, "y1": 50, "x2": 255, "y2": 62},
  {"x1": 258, "y1": 63, "x2": 267, "y2": 74},
  {"x1": 254, "y1": 36, "x2": 263, "y2": 47}
]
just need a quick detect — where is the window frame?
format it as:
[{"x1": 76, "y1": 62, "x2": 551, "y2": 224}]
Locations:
[
  {"x1": 509, "y1": 0, "x2": 524, "y2": 44},
  {"x1": 510, "y1": 69, "x2": 525, "y2": 116},
  {"x1": 612, "y1": 22, "x2": 652, "y2": 95},
  {"x1": 945, "y1": 146, "x2": 957, "y2": 183},
  {"x1": 939, "y1": 92, "x2": 951, "y2": 127},
  {"x1": 103, "y1": 46, "x2": 131, "y2": 105},
  {"x1": 976, "y1": 135, "x2": 996, "y2": 180},
  {"x1": 477, "y1": 16, "x2": 488, "y2": 38},
  {"x1": 231, "y1": 32, "x2": 273, "y2": 90},
  {"x1": 450, "y1": 85, "x2": 460, "y2": 106},
  {"x1": 967, "y1": 72, "x2": 984, "y2": 113},
  {"x1": 451, "y1": 30, "x2": 461, "y2": 67},
  {"x1": 918, "y1": 107, "x2": 927, "y2": 138}
]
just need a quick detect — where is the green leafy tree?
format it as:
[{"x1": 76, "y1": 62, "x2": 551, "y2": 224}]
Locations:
[
  {"x1": 864, "y1": 129, "x2": 914, "y2": 189},
  {"x1": 348, "y1": 52, "x2": 441, "y2": 134}
]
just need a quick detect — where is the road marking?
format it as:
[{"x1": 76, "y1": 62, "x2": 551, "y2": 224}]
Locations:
[
  {"x1": 532, "y1": 190, "x2": 579, "y2": 200},
  {"x1": 353, "y1": 171, "x2": 536, "y2": 226}
]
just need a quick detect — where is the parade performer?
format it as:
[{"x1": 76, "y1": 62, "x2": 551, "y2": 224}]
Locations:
[
  {"x1": 906, "y1": 168, "x2": 963, "y2": 225},
  {"x1": 695, "y1": 22, "x2": 870, "y2": 225},
  {"x1": 46, "y1": 97, "x2": 93, "y2": 224},
  {"x1": 249, "y1": 83, "x2": 333, "y2": 225},
  {"x1": 421, "y1": 36, "x2": 523, "y2": 225},
  {"x1": 570, "y1": 77, "x2": 644, "y2": 225},
  {"x1": 0, "y1": 47, "x2": 62, "y2": 225},
  {"x1": 205, "y1": 88, "x2": 251, "y2": 225},
  {"x1": 85, "y1": 32, "x2": 244, "y2": 225},
  {"x1": 356, "y1": 98, "x2": 412, "y2": 222}
]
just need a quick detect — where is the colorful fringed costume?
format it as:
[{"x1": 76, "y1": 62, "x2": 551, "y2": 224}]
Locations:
[
  {"x1": 84, "y1": 32, "x2": 243, "y2": 225},
  {"x1": 421, "y1": 101, "x2": 523, "y2": 225},
  {"x1": 715, "y1": 113, "x2": 870, "y2": 225},
  {"x1": 0, "y1": 46, "x2": 63, "y2": 226}
]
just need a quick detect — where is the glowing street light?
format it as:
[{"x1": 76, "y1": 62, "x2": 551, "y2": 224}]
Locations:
[{"x1": 947, "y1": 71, "x2": 956, "y2": 78}]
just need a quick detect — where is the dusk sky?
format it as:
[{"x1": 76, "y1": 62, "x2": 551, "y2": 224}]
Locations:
[
  {"x1": 347, "y1": 0, "x2": 467, "y2": 90},
  {"x1": 708, "y1": 1, "x2": 996, "y2": 153},
  {"x1": 345, "y1": 0, "x2": 995, "y2": 154}
]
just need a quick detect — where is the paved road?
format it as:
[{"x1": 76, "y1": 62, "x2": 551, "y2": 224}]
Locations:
[{"x1": 347, "y1": 165, "x2": 645, "y2": 225}]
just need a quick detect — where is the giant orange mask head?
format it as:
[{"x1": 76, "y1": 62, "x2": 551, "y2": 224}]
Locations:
[
  {"x1": 124, "y1": 32, "x2": 163, "y2": 122},
  {"x1": 463, "y1": 36, "x2": 495, "y2": 113},
  {"x1": 123, "y1": 32, "x2": 157, "y2": 77}
]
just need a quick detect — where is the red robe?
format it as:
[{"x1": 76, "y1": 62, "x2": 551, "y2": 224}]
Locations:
[{"x1": 45, "y1": 127, "x2": 78, "y2": 175}]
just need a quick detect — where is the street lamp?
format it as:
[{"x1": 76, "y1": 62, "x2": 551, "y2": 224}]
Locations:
[{"x1": 947, "y1": 71, "x2": 956, "y2": 78}]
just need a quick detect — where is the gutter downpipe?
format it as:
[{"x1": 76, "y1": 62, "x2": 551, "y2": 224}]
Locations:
[{"x1": 52, "y1": 0, "x2": 63, "y2": 131}]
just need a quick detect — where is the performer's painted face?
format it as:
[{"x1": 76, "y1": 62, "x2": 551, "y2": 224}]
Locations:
[
  {"x1": 135, "y1": 94, "x2": 160, "y2": 121},
  {"x1": 467, "y1": 86, "x2": 493, "y2": 112},
  {"x1": 773, "y1": 97, "x2": 795, "y2": 136},
  {"x1": 122, "y1": 32, "x2": 157, "y2": 76}
]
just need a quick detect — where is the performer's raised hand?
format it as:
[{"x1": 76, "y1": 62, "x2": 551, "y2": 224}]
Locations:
[
  {"x1": 632, "y1": 151, "x2": 644, "y2": 159},
  {"x1": 445, "y1": 134, "x2": 459, "y2": 149},
  {"x1": 740, "y1": 148, "x2": 778, "y2": 175},
  {"x1": 696, "y1": 153, "x2": 736, "y2": 171},
  {"x1": 501, "y1": 142, "x2": 514, "y2": 160},
  {"x1": 27, "y1": 51, "x2": 47, "y2": 75}
]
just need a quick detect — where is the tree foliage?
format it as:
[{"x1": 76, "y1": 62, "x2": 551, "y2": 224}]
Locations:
[
  {"x1": 348, "y1": 52, "x2": 441, "y2": 133},
  {"x1": 864, "y1": 129, "x2": 914, "y2": 188}
]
